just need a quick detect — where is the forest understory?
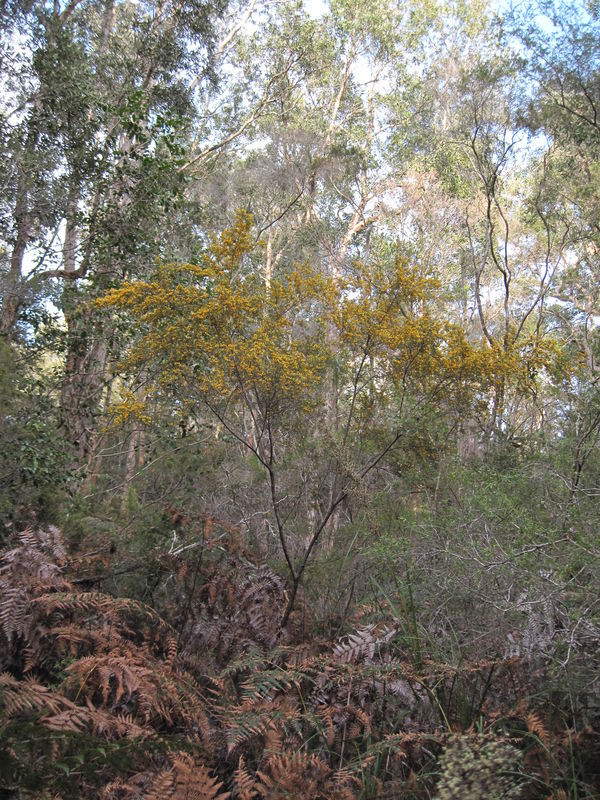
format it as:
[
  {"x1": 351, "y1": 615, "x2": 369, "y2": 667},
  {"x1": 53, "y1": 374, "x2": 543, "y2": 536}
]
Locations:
[
  {"x1": 2, "y1": 0, "x2": 600, "y2": 796},
  {"x1": 1, "y1": 515, "x2": 599, "y2": 799}
]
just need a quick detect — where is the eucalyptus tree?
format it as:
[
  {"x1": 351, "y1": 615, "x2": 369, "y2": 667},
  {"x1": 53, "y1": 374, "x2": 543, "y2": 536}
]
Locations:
[
  {"x1": 0, "y1": 0, "x2": 225, "y2": 335},
  {"x1": 508, "y1": 0, "x2": 600, "y2": 500},
  {"x1": 515, "y1": 1, "x2": 600, "y2": 362},
  {"x1": 390, "y1": 3, "x2": 579, "y2": 451},
  {"x1": 0, "y1": 0, "x2": 230, "y2": 470}
]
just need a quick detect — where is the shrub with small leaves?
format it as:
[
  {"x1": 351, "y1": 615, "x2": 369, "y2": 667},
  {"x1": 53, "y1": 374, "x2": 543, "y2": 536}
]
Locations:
[{"x1": 435, "y1": 734, "x2": 523, "y2": 800}]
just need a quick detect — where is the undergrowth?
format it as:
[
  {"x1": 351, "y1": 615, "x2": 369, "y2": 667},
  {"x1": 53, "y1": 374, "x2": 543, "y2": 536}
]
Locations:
[{"x1": 0, "y1": 524, "x2": 598, "y2": 798}]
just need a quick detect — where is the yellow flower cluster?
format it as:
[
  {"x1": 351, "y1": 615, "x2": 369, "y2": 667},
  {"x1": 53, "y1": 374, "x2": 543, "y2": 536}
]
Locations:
[
  {"x1": 96, "y1": 211, "x2": 567, "y2": 427},
  {"x1": 108, "y1": 391, "x2": 151, "y2": 427}
]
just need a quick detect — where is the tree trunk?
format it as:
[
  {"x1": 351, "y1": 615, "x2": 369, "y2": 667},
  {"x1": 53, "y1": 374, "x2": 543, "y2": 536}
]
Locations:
[{"x1": 0, "y1": 170, "x2": 31, "y2": 338}]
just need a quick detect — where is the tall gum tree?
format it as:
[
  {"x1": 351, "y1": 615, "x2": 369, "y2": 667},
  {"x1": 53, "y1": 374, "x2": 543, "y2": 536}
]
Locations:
[
  {"x1": 395, "y1": 8, "x2": 573, "y2": 448},
  {"x1": 0, "y1": 0, "x2": 229, "y2": 467},
  {"x1": 509, "y1": 0, "x2": 600, "y2": 499}
]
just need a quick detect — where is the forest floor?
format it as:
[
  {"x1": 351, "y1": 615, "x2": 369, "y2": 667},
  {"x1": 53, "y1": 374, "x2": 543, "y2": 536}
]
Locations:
[{"x1": 1, "y1": 518, "x2": 599, "y2": 799}]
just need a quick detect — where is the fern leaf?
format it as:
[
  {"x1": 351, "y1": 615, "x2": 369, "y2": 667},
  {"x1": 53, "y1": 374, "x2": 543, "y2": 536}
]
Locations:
[
  {"x1": 172, "y1": 755, "x2": 230, "y2": 800},
  {"x1": 142, "y1": 766, "x2": 176, "y2": 800},
  {"x1": 233, "y1": 756, "x2": 257, "y2": 800},
  {"x1": 0, "y1": 586, "x2": 28, "y2": 641},
  {"x1": 526, "y1": 711, "x2": 551, "y2": 749},
  {"x1": 0, "y1": 673, "x2": 68, "y2": 716}
]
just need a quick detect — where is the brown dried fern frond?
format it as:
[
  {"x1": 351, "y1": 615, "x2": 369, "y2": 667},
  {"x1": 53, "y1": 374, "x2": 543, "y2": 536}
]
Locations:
[
  {"x1": 525, "y1": 711, "x2": 551, "y2": 749},
  {"x1": 42, "y1": 703, "x2": 148, "y2": 740},
  {"x1": 233, "y1": 755, "x2": 259, "y2": 800},
  {"x1": 223, "y1": 689, "x2": 303, "y2": 757},
  {"x1": 48, "y1": 623, "x2": 116, "y2": 659},
  {"x1": 0, "y1": 586, "x2": 29, "y2": 642},
  {"x1": 255, "y1": 752, "x2": 328, "y2": 799},
  {"x1": 331, "y1": 765, "x2": 361, "y2": 797},
  {"x1": 185, "y1": 558, "x2": 297, "y2": 668},
  {"x1": 332, "y1": 623, "x2": 397, "y2": 665},
  {"x1": 255, "y1": 751, "x2": 356, "y2": 800},
  {"x1": 0, "y1": 672, "x2": 69, "y2": 716},
  {"x1": 34, "y1": 591, "x2": 176, "y2": 647},
  {"x1": 64, "y1": 652, "x2": 211, "y2": 737},
  {"x1": 171, "y1": 751, "x2": 231, "y2": 799},
  {"x1": 67, "y1": 652, "x2": 145, "y2": 707},
  {"x1": 0, "y1": 527, "x2": 72, "y2": 670},
  {"x1": 0, "y1": 672, "x2": 148, "y2": 741},
  {"x1": 141, "y1": 765, "x2": 177, "y2": 800},
  {"x1": 140, "y1": 755, "x2": 230, "y2": 800},
  {"x1": 371, "y1": 729, "x2": 446, "y2": 769},
  {"x1": 317, "y1": 705, "x2": 336, "y2": 748},
  {"x1": 8, "y1": 526, "x2": 66, "y2": 564}
]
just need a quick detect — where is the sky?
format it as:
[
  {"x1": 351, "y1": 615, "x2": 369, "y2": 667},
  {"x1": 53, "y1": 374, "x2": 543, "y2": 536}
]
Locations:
[{"x1": 304, "y1": 0, "x2": 328, "y2": 17}]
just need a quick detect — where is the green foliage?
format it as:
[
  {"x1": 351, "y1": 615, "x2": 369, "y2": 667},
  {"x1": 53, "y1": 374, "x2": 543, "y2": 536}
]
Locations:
[
  {"x1": 0, "y1": 340, "x2": 71, "y2": 532},
  {"x1": 0, "y1": 722, "x2": 153, "y2": 800}
]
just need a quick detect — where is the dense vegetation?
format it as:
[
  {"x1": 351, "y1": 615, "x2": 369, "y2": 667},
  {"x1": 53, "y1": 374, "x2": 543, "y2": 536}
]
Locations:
[{"x1": 1, "y1": 0, "x2": 599, "y2": 797}]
